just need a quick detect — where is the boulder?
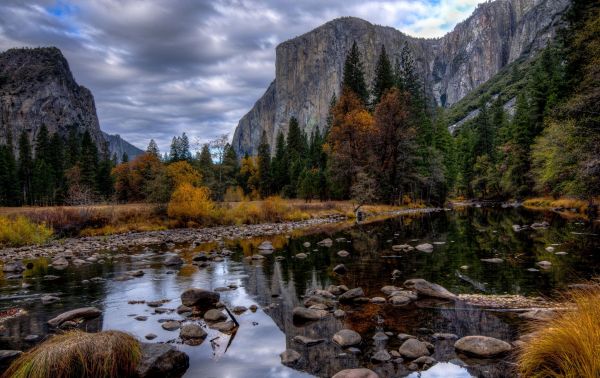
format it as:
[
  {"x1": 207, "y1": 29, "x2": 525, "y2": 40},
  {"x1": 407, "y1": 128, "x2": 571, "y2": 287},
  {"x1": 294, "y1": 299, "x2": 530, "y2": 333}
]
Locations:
[
  {"x1": 317, "y1": 238, "x2": 333, "y2": 247},
  {"x1": 337, "y1": 250, "x2": 350, "y2": 257},
  {"x1": 389, "y1": 295, "x2": 412, "y2": 306},
  {"x1": 293, "y1": 335, "x2": 325, "y2": 346},
  {"x1": 339, "y1": 287, "x2": 364, "y2": 302},
  {"x1": 403, "y1": 279, "x2": 456, "y2": 300},
  {"x1": 180, "y1": 288, "x2": 220, "y2": 307},
  {"x1": 280, "y1": 349, "x2": 302, "y2": 367},
  {"x1": 258, "y1": 241, "x2": 274, "y2": 250},
  {"x1": 332, "y1": 368, "x2": 379, "y2": 378},
  {"x1": 380, "y1": 286, "x2": 401, "y2": 295},
  {"x1": 161, "y1": 321, "x2": 181, "y2": 331},
  {"x1": 179, "y1": 323, "x2": 207, "y2": 340},
  {"x1": 454, "y1": 335, "x2": 512, "y2": 357},
  {"x1": 209, "y1": 321, "x2": 236, "y2": 333},
  {"x1": 292, "y1": 307, "x2": 328, "y2": 321},
  {"x1": 47, "y1": 307, "x2": 102, "y2": 327},
  {"x1": 371, "y1": 350, "x2": 391, "y2": 362},
  {"x1": 415, "y1": 243, "x2": 434, "y2": 253},
  {"x1": 333, "y1": 329, "x2": 362, "y2": 347},
  {"x1": 204, "y1": 309, "x2": 227, "y2": 322},
  {"x1": 163, "y1": 255, "x2": 183, "y2": 266},
  {"x1": 136, "y1": 343, "x2": 189, "y2": 378},
  {"x1": 398, "y1": 339, "x2": 430, "y2": 359}
]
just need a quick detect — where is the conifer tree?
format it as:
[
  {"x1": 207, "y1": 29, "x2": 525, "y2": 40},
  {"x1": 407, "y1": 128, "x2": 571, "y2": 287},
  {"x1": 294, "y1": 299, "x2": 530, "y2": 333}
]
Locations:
[
  {"x1": 222, "y1": 144, "x2": 239, "y2": 189},
  {"x1": 342, "y1": 41, "x2": 369, "y2": 104},
  {"x1": 0, "y1": 131, "x2": 20, "y2": 206},
  {"x1": 257, "y1": 131, "x2": 271, "y2": 198},
  {"x1": 32, "y1": 125, "x2": 53, "y2": 204},
  {"x1": 121, "y1": 152, "x2": 129, "y2": 163},
  {"x1": 80, "y1": 130, "x2": 99, "y2": 190},
  {"x1": 196, "y1": 143, "x2": 214, "y2": 187},
  {"x1": 18, "y1": 131, "x2": 33, "y2": 205},
  {"x1": 271, "y1": 131, "x2": 288, "y2": 193},
  {"x1": 372, "y1": 45, "x2": 394, "y2": 106},
  {"x1": 146, "y1": 139, "x2": 160, "y2": 157}
]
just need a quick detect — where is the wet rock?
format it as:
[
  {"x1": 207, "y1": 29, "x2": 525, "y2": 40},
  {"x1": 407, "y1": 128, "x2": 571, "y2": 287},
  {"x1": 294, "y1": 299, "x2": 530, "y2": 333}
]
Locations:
[
  {"x1": 41, "y1": 295, "x2": 60, "y2": 305},
  {"x1": 179, "y1": 323, "x2": 207, "y2": 341},
  {"x1": 127, "y1": 270, "x2": 145, "y2": 277},
  {"x1": 317, "y1": 238, "x2": 333, "y2": 247},
  {"x1": 251, "y1": 254, "x2": 266, "y2": 260},
  {"x1": 380, "y1": 286, "x2": 401, "y2": 295},
  {"x1": 454, "y1": 335, "x2": 512, "y2": 357},
  {"x1": 209, "y1": 321, "x2": 236, "y2": 333},
  {"x1": 545, "y1": 246, "x2": 555, "y2": 252},
  {"x1": 258, "y1": 241, "x2": 274, "y2": 250},
  {"x1": 280, "y1": 349, "x2": 302, "y2": 366},
  {"x1": 392, "y1": 244, "x2": 414, "y2": 252},
  {"x1": 154, "y1": 308, "x2": 170, "y2": 314},
  {"x1": 334, "y1": 309, "x2": 346, "y2": 318},
  {"x1": 161, "y1": 320, "x2": 181, "y2": 331},
  {"x1": 339, "y1": 287, "x2": 364, "y2": 302},
  {"x1": 432, "y1": 332, "x2": 458, "y2": 340},
  {"x1": 147, "y1": 300, "x2": 168, "y2": 308},
  {"x1": 47, "y1": 307, "x2": 102, "y2": 327},
  {"x1": 163, "y1": 255, "x2": 183, "y2": 266},
  {"x1": 403, "y1": 279, "x2": 457, "y2": 300},
  {"x1": 293, "y1": 307, "x2": 328, "y2": 321},
  {"x1": 135, "y1": 316, "x2": 148, "y2": 321},
  {"x1": 24, "y1": 334, "x2": 39, "y2": 342},
  {"x1": 2, "y1": 263, "x2": 24, "y2": 272},
  {"x1": 180, "y1": 288, "x2": 220, "y2": 307},
  {"x1": 303, "y1": 295, "x2": 334, "y2": 308},
  {"x1": 389, "y1": 294, "x2": 413, "y2": 306},
  {"x1": 371, "y1": 350, "x2": 391, "y2": 362},
  {"x1": 51, "y1": 257, "x2": 69, "y2": 267},
  {"x1": 415, "y1": 243, "x2": 434, "y2": 253},
  {"x1": 397, "y1": 333, "x2": 416, "y2": 342},
  {"x1": 294, "y1": 335, "x2": 325, "y2": 346},
  {"x1": 204, "y1": 309, "x2": 227, "y2": 322},
  {"x1": 333, "y1": 329, "x2": 362, "y2": 347},
  {"x1": 332, "y1": 368, "x2": 379, "y2": 378},
  {"x1": 555, "y1": 251, "x2": 568, "y2": 256},
  {"x1": 232, "y1": 306, "x2": 247, "y2": 314},
  {"x1": 372, "y1": 332, "x2": 389, "y2": 341},
  {"x1": 414, "y1": 355, "x2": 436, "y2": 368},
  {"x1": 0, "y1": 350, "x2": 22, "y2": 371},
  {"x1": 249, "y1": 304, "x2": 258, "y2": 312},
  {"x1": 137, "y1": 343, "x2": 189, "y2": 378},
  {"x1": 192, "y1": 253, "x2": 208, "y2": 262},
  {"x1": 177, "y1": 305, "x2": 192, "y2": 314},
  {"x1": 295, "y1": 253, "x2": 308, "y2": 259},
  {"x1": 398, "y1": 339, "x2": 430, "y2": 359},
  {"x1": 303, "y1": 242, "x2": 311, "y2": 248},
  {"x1": 337, "y1": 250, "x2": 349, "y2": 257},
  {"x1": 214, "y1": 286, "x2": 232, "y2": 292},
  {"x1": 333, "y1": 264, "x2": 347, "y2": 274},
  {"x1": 145, "y1": 333, "x2": 157, "y2": 340},
  {"x1": 370, "y1": 297, "x2": 386, "y2": 304},
  {"x1": 537, "y1": 260, "x2": 552, "y2": 269}
]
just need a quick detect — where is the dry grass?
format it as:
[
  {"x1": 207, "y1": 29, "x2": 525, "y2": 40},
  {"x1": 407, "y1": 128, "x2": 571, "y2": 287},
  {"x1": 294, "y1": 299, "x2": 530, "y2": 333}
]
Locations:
[
  {"x1": 0, "y1": 216, "x2": 53, "y2": 247},
  {"x1": 523, "y1": 197, "x2": 595, "y2": 213},
  {"x1": 518, "y1": 285, "x2": 600, "y2": 378},
  {"x1": 2, "y1": 330, "x2": 141, "y2": 378}
]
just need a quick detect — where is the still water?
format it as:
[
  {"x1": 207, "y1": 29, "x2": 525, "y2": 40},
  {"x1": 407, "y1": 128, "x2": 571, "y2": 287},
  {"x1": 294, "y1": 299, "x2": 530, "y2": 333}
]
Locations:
[{"x1": 1, "y1": 207, "x2": 598, "y2": 377}]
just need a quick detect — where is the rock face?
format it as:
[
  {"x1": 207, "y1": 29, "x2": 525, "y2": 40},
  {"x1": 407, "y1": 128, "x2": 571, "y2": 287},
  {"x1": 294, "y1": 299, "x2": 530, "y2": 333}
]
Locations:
[
  {"x1": 102, "y1": 132, "x2": 143, "y2": 162},
  {"x1": 232, "y1": 0, "x2": 570, "y2": 156},
  {"x1": 0, "y1": 47, "x2": 105, "y2": 150}
]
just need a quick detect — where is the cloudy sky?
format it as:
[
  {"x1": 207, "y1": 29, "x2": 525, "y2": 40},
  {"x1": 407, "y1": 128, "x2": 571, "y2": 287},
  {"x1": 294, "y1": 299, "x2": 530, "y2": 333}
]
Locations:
[{"x1": 0, "y1": 0, "x2": 482, "y2": 153}]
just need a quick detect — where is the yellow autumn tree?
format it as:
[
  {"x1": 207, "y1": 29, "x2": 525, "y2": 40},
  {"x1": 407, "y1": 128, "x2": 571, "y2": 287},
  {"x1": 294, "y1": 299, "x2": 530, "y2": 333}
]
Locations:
[
  {"x1": 166, "y1": 161, "x2": 202, "y2": 189},
  {"x1": 167, "y1": 183, "x2": 214, "y2": 222}
]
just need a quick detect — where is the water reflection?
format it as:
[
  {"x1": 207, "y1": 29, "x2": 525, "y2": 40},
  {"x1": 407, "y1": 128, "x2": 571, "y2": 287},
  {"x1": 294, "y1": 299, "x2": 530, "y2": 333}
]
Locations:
[{"x1": 0, "y1": 208, "x2": 598, "y2": 377}]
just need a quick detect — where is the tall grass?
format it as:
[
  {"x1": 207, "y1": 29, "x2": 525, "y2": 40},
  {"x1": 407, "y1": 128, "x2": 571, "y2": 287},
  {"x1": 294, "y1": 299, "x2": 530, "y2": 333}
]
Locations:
[
  {"x1": 0, "y1": 216, "x2": 53, "y2": 247},
  {"x1": 518, "y1": 285, "x2": 600, "y2": 378},
  {"x1": 2, "y1": 330, "x2": 141, "y2": 378},
  {"x1": 523, "y1": 197, "x2": 594, "y2": 213}
]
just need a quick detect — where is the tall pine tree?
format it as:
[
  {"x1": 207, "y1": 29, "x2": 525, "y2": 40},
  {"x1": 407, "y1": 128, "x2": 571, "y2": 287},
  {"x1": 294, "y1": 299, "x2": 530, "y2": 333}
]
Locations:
[
  {"x1": 372, "y1": 45, "x2": 394, "y2": 106},
  {"x1": 257, "y1": 131, "x2": 272, "y2": 198},
  {"x1": 342, "y1": 41, "x2": 369, "y2": 104}
]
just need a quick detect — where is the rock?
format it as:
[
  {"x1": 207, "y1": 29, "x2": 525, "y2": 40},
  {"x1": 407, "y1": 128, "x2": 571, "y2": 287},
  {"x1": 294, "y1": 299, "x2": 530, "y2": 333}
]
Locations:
[
  {"x1": 332, "y1": 368, "x2": 379, "y2": 378},
  {"x1": 209, "y1": 321, "x2": 236, "y2": 333},
  {"x1": 293, "y1": 307, "x2": 328, "y2": 321},
  {"x1": 295, "y1": 253, "x2": 308, "y2": 259},
  {"x1": 380, "y1": 286, "x2": 402, "y2": 295},
  {"x1": 41, "y1": 295, "x2": 60, "y2": 305},
  {"x1": 47, "y1": 307, "x2": 102, "y2": 327},
  {"x1": 280, "y1": 349, "x2": 302, "y2": 366},
  {"x1": 545, "y1": 246, "x2": 555, "y2": 252},
  {"x1": 339, "y1": 287, "x2": 364, "y2": 302},
  {"x1": 2, "y1": 263, "x2": 25, "y2": 273},
  {"x1": 555, "y1": 251, "x2": 568, "y2": 255},
  {"x1": 135, "y1": 316, "x2": 148, "y2": 321},
  {"x1": 392, "y1": 244, "x2": 414, "y2": 252},
  {"x1": 161, "y1": 320, "x2": 181, "y2": 331},
  {"x1": 415, "y1": 243, "x2": 434, "y2": 253},
  {"x1": 294, "y1": 335, "x2": 325, "y2": 346},
  {"x1": 403, "y1": 279, "x2": 457, "y2": 300},
  {"x1": 432, "y1": 332, "x2": 458, "y2": 340},
  {"x1": 303, "y1": 295, "x2": 334, "y2": 308},
  {"x1": 397, "y1": 333, "x2": 416, "y2": 342},
  {"x1": 258, "y1": 241, "x2": 274, "y2": 250},
  {"x1": 333, "y1": 264, "x2": 347, "y2": 274},
  {"x1": 413, "y1": 356, "x2": 436, "y2": 367},
  {"x1": 512, "y1": 224, "x2": 521, "y2": 232},
  {"x1": 317, "y1": 238, "x2": 333, "y2": 247},
  {"x1": 334, "y1": 309, "x2": 346, "y2": 318},
  {"x1": 177, "y1": 305, "x2": 192, "y2": 314},
  {"x1": 460, "y1": 265, "x2": 469, "y2": 270},
  {"x1": 192, "y1": 253, "x2": 208, "y2": 261},
  {"x1": 232, "y1": 306, "x2": 247, "y2": 314},
  {"x1": 136, "y1": 343, "x2": 189, "y2": 378},
  {"x1": 180, "y1": 288, "x2": 220, "y2": 307},
  {"x1": 537, "y1": 260, "x2": 552, "y2": 269},
  {"x1": 204, "y1": 309, "x2": 227, "y2": 322},
  {"x1": 372, "y1": 332, "x2": 389, "y2": 341},
  {"x1": 333, "y1": 329, "x2": 362, "y2": 347},
  {"x1": 370, "y1": 297, "x2": 386, "y2": 304},
  {"x1": 389, "y1": 295, "x2": 412, "y2": 306},
  {"x1": 179, "y1": 323, "x2": 207, "y2": 340},
  {"x1": 481, "y1": 258, "x2": 504, "y2": 263},
  {"x1": 454, "y1": 335, "x2": 512, "y2": 357},
  {"x1": 249, "y1": 304, "x2": 258, "y2": 312},
  {"x1": 51, "y1": 257, "x2": 69, "y2": 267},
  {"x1": 303, "y1": 242, "x2": 311, "y2": 248},
  {"x1": 145, "y1": 333, "x2": 157, "y2": 340},
  {"x1": 398, "y1": 339, "x2": 430, "y2": 359},
  {"x1": 337, "y1": 250, "x2": 349, "y2": 257},
  {"x1": 24, "y1": 334, "x2": 39, "y2": 342},
  {"x1": 519, "y1": 308, "x2": 557, "y2": 321},
  {"x1": 371, "y1": 350, "x2": 391, "y2": 362},
  {"x1": 163, "y1": 255, "x2": 183, "y2": 266},
  {"x1": 43, "y1": 275, "x2": 60, "y2": 280}
]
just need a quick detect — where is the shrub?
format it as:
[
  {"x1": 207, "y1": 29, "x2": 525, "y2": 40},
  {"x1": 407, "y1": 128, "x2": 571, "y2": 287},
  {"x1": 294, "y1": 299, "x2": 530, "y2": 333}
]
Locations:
[
  {"x1": 223, "y1": 186, "x2": 246, "y2": 202},
  {"x1": 0, "y1": 216, "x2": 53, "y2": 247},
  {"x1": 167, "y1": 184, "x2": 214, "y2": 223},
  {"x1": 518, "y1": 286, "x2": 600, "y2": 378},
  {"x1": 260, "y1": 196, "x2": 289, "y2": 222},
  {"x1": 2, "y1": 330, "x2": 141, "y2": 378}
]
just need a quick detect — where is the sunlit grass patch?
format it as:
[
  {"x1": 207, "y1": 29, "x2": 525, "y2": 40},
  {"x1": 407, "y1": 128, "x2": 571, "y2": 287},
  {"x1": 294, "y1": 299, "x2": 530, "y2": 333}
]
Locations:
[{"x1": 0, "y1": 216, "x2": 53, "y2": 247}]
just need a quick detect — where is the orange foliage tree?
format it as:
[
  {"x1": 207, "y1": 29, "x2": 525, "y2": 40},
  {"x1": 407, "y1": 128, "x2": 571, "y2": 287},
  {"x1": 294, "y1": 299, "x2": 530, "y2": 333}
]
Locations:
[{"x1": 112, "y1": 153, "x2": 164, "y2": 202}]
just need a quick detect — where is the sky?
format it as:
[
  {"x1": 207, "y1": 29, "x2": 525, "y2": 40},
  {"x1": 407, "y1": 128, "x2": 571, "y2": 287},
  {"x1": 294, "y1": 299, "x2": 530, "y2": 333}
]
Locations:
[{"x1": 0, "y1": 0, "x2": 482, "y2": 153}]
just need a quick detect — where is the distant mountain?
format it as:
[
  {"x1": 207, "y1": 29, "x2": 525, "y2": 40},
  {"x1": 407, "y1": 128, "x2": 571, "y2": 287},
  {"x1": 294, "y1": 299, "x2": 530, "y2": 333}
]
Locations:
[
  {"x1": 232, "y1": 0, "x2": 570, "y2": 156},
  {"x1": 0, "y1": 47, "x2": 105, "y2": 149},
  {"x1": 102, "y1": 132, "x2": 143, "y2": 162}
]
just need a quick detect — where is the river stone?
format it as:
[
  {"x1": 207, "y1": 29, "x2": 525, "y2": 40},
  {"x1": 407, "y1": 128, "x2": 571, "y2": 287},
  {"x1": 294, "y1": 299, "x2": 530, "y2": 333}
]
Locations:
[
  {"x1": 280, "y1": 349, "x2": 302, "y2": 366},
  {"x1": 334, "y1": 309, "x2": 346, "y2": 318},
  {"x1": 317, "y1": 238, "x2": 333, "y2": 247},
  {"x1": 180, "y1": 323, "x2": 207, "y2": 340},
  {"x1": 181, "y1": 288, "x2": 220, "y2": 307},
  {"x1": 145, "y1": 333, "x2": 157, "y2": 340},
  {"x1": 337, "y1": 250, "x2": 350, "y2": 257},
  {"x1": 333, "y1": 264, "x2": 347, "y2": 274},
  {"x1": 303, "y1": 295, "x2": 334, "y2": 308},
  {"x1": 135, "y1": 316, "x2": 148, "y2": 321},
  {"x1": 481, "y1": 258, "x2": 504, "y2": 263},
  {"x1": 192, "y1": 253, "x2": 208, "y2": 261},
  {"x1": 370, "y1": 297, "x2": 386, "y2": 304},
  {"x1": 163, "y1": 255, "x2": 183, "y2": 266},
  {"x1": 47, "y1": 307, "x2": 102, "y2": 327},
  {"x1": 2, "y1": 263, "x2": 24, "y2": 273},
  {"x1": 204, "y1": 309, "x2": 227, "y2": 322},
  {"x1": 380, "y1": 286, "x2": 402, "y2": 295},
  {"x1": 454, "y1": 336, "x2": 512, "y2": 357},
  {"x1": 294, "y1": 335, "x2": 325, "y2": 346},
  {"x1": 161, "y1": 321, "x2": 181, "y2": 331},
  {"x1": 177, "y1": 305, "x2": 192, "y2": 314},
  {"x1": 51, "y1": 257, "x2": 69, "y2": 267},
  {"x1": 414, "y1": 356, "x2": 436, "y2": 367},
  {"x1": 372, "y1": 332, "x2": 389, "y2": 341},
  {"x1": 403, "y1": 279, "x2": 457, "y2": 300},
  {"x1": 332, "y1": 368, "x2": 379, "y2": 378},
  {"x1": 371, "y1": 349, "x2": 391, "y2": 362},
  {"x1": 232, "y1": 306, "x2": 247, "y2": 314},
  {"x1": 136, "y1": 343, "x2": 189, "y2": 378},
  {"x1": 293, "y1": 307, "x2": 328, "y2": 321},
  {"x1": 41, "y1": 295, "x2": 60, "y2": 305},
  {"x1": 398, "y1": 339, "x2": 430, "y2": 359},
  {"x1": 389, "y1": 294, "x2": 413, "y2": 306},
  {"x1": 545, "y1": 246, "x2": 555, "y2": 252},
  {"x1": 210, "y1": 321, "x2": 236, "y2": 332},
  {"x1": 339, "y1": 287, "x2": 364, "y2": 302},
  {"x1": 432, "y1": 332, "x2": 458, "y2": 340},
  {"x1": 303, "y1": 242, "x2": 311, "y2": 248},
  {"x1": 392, "y1": 244, "x2": 414, "y2": 252},
  {"x1": 258, "y1": 241, "x2": 274, "y2": 250},
  {"x1": 333, "y1": 329, "x2": 362, "y2": 347},
  {"x1": 415, "y1": 243, "x2": 434, "y2": 253},
  {"x1": 537, "y1": 260, "x2": 552, "y2": 268}
]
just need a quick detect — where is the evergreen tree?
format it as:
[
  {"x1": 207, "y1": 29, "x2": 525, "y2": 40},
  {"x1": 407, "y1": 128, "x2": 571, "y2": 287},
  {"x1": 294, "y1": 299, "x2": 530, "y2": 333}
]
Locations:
[
  {"x1": 79, "y1": 130, "x2": 99, "y2": 191},
  {"x1": 396, "y1": 42, "x2": 422, "y2": 103},
  {"x1": 32, "y1": 125, "x2": 53, "y2": 204},
  {"x1": 96, "y1": 144, "x2": 114, "y2": 197},
  {"x1": 0, "y1": 131, "x2": 20, "y2": 206},
  {"x1": 372, "y1": 45, "x2": 394, "y2": 106},
  {"x1": 325, "y1": 94, "x2": 337, "y2": 134},
  {"x1": 146, "y1": 139, "x2": 160, "y2": 157},
  {"x1": 180, "y1": 133, "x2": 192, "y2": 161},
  {"x1": 65, "y1": 129, "x2": 80, "y2": 168},
  {"x1": 121, "y1": 152, "x2": 129, "y2": 163},
  {"x1": 257, "y1": 131, "x2": 272, "y2": 198},
  {"x1": 48, "y1": 133, "x2": 65, "y2": 202},
  {"x1": 271, "y1": 130, "x2": 289, "y2": 193},
  {"x1": 169, "y1": 136, "x2": 181, "y2": 162},
  {"x1": 285, "y1": 117, "x2": 307, "y2": 197},
  {"x1": 196, "y1": 143, "x2": 214, "y2": 187},
  {"x1": 222, "y1": 144, "x2": 239, "y2": 189},
  {"x1": 342, "y1": 41, "x2": 369, "y2": 104},
  {"x1": 18, "y1": 131, "x2": 33, "y2": 205}
]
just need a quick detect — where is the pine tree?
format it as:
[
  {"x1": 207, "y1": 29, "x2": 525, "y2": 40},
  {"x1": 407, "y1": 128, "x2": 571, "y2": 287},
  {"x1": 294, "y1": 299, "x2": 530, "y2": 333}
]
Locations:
[
  {"x1": 121, "y1": 152, "x2": 129, "y2": 163},
  {"x1": 146, "y1": 139, "x2": 160, "y2": 157},
  {"x1": 196, "y1": 143, "x2": 215, "y2": 188},
  {"x1": 222, "y1": 144, "x2": 239, "y2": 189},
  {"x1": 325, "y1": 94, "x2": 337, "y2": 134},
  {"x1": 396, "y1": 42, "x2": 422, "y2": 103},
  {"x1": 48, "y1": 133, "x2": 65, "y2": 202},
  {"x1": 372, "y1": 45, "x2": 394, "y2": 106},
  {"x1": 257, "y1": 131, "x2": 271, "y2": 198},
  {"x1": 18, "y1": 131, "x2": 33, "y2": 204},
  {"x1": 342, "y1": 41, "x2": 369, "y2": 104},
  {"x1": 32, "y1": 125, "x2": 53, "y2": 204},
  {"x1": 271, "y1": 130, "x2": 289, "y2": 193},
  {"x1": 79, "y1": 130, "x2": 99, "y2": 191},
  {"x1": 180, "y1": 133, "x2": 192, "y2": 161},
  {"x1": 96, "y1": 144, "x2": 114, "y2": 197},
  {"x1": 285, "y1": 117, "x2": 307, "y2": 197},
  {"x1": 0, "y1": 131, "x2": 20, "y2": 206},
  {"x1": 65, "y1": 129, "x2": 80, "y2": 168},
  {"x1": 169, "y1": 136, "x2": 181, "y2": 162}
]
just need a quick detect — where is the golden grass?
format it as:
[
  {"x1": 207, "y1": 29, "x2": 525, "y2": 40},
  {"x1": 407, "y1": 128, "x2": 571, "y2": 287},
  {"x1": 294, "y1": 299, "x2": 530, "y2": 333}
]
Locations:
[
  {"x1": 0, "y1": 216, "x2": 53, "y2": 247},
  {"x1": 2, "y1": 330, "x2": 141, "y2": 378},
  {"x1": 523, "y1": 197, "x2": 594, "y2": 213},
  {"x1": 518, "y1": 285, "x2": 600, "y2": 378}
]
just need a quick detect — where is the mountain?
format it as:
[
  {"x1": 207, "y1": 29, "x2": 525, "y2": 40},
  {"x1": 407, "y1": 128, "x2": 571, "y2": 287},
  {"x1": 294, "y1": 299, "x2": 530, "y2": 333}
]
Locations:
[
  {"x1": 102, "y1": 132, "x2": 143, "y2": 162},
  {"x1": 0, "y1": 47, "x2": 105, "y2": 150},
  {"x1": 232, "y1": 0, "x2": 570, "y2": 156}
]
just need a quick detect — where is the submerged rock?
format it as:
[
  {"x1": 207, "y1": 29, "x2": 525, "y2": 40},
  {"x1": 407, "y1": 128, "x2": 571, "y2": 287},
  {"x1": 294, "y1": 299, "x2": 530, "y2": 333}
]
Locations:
[
  {"x1": 339, "y1": 287, "x2": 364, "y2": 302},
  {"x1": 161, "y1": 320, "x2": 181, "y2": 331},
  {"x1": 398, "y1": 338, "x2": 430, "y2": 359},
  {"x1": 180, "y1": 288, "x2": 220, "y2": 307},
  {"x1": 292, "y1": 307, "x2": 328, "y2": 321},
  {"x1": 280, "y1": 349, "x2": 302, "y2": 366},
  {"x1": 403, "y1": 279, "x2": 457, "y2": 300},
  {"x1": 415, "y1": 243, "x2": 434, "y2": 253},
  {"x1": 163, "y1": 255, "x2": 183, "y2": 266},
  {"x1": 333, "y1": 329, "x2": 362, "y2": 347},
  {"x1": 332, "y1": 368, "x2": 379, "y2": 378},
  {"x1": 137, "y1": 343, "x2": 189, "y2": 378},
  {"x1": 179, "y1": 323, "x2": 207, "y2": 341},
  {"x1": 47, "y1": 307, "x2": 102, "y2": 327},
  {"x1": 204, "y1": 309, "x2": 227, "y2": 322},
  {"x1": 454, "y1": 335, "x2": 512, "y2": 357}
]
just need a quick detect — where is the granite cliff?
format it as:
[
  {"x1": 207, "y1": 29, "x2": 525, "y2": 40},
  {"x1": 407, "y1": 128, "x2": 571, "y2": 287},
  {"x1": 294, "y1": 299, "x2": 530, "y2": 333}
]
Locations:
[
  {"x1": 102, "y1": 132, "x2": 143, "y2": 162},
  {"x1": 233, "y1": 0, "x2": 570, "y2": 156}
]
